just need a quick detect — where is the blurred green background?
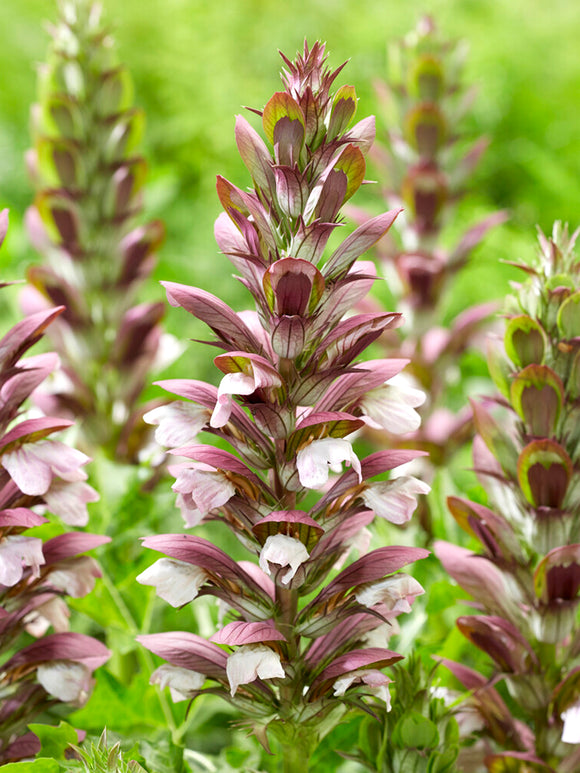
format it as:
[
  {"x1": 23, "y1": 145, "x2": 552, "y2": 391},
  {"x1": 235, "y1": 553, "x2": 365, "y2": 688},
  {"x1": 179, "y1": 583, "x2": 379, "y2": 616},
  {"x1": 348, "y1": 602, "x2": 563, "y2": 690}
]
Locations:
[{"x1": 1, "y1": 0, "x2": 580, "y2": 358}]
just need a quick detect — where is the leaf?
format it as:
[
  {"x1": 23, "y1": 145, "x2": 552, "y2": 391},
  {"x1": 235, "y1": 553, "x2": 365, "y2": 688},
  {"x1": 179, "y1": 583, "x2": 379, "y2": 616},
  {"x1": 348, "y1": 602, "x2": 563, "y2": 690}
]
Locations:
[
  {"x1": 517, "y1": 439, "x2": 572, "y2": 508},
  {"x1": 558, "y1": 289, "x2": 580, "y2": 339},
  {"x1": 392, "y1": 711, "x2": 439, "y2": 750},
  {"x1": 235, "y1": 114, "x2": 275, "y2": 193},
  {"x1": 262, "y1": 92, "x2": 305, "y2": 146},
  {"x1": 504, "y1": 315, "x2": 546, "y2": 367},
  {"x1": 328, "y1": 84, "x2": 357, "y2": 140},
  {"x1": 322, "y1": 210, "x2": 401, "y2": 278},
  {"x1": 471, "y1": 400, "x2": 518, "y2": 479},
  {"x1": 69, "y1": 669, "x2": 175, "y2": 733},
  {"x1": 333, "y1": 144, "x2": 366, "y2": 201},
  {"x1": 1, "y1": 761, "x2": 60, "y2": 772},
  {"x1": 510, "y1": 364, "x2": 564, "y2": 436},
  {"x1": 27, "y1": 722, "x2": 78, "y2": 761}
]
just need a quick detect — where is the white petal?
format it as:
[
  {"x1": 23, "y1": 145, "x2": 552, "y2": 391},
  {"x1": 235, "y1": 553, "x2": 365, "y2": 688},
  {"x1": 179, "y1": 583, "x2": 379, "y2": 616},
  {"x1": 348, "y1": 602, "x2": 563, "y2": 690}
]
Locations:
[
  {"x1": 144, "y1": 402, "x2": 208, "y2": 448},
  {"x1": 333, "y1": 669, "x2": 392, "y2": 709},
  {"x1": 48, "y1": 556, "x2": 101, "y2": 598},
  {"x1": 0, "y1": 536, "x2": 45, "y2": 585},
  {"x1": 356, "y1": 574, "x2": 424, "y2": 612},
  {"x1": 2, "y1": 445, "x2": 53, "y2": 496},
  {"x1": 562, "y1": 702, "x2": 580, "y2": 744},
  {"x1": 37, "y1": 661, "x2": 92, "y2": 704},
  {"x1": 210, "y1": 372, "x2": 256, "y2": 429},
  {"x1": 362, "y1": 476, "x2": 430, "y2": 524},
  {"x1": 175, "y1": 494, "x2": 204, "y2": 528},
  {"x1": 226, "y1": 644, "x2": 285, "y2": 696},
  {"x1": 173, "y1": 469, "x2": 235, "y2": 515},
  {"x1": 44, "y1": 481, "x2": 99, "y2": 526},
  {"x1": 32, "y1": 441, "x2": 90, "y2": 482},
  {"x1": 151, "y1": 664, "x2": 206, "y2": 702},
  {"x1": 24, "y1": 597, "x2": 70, "y2": 637},
  {"x1": 137, "y1": 558, "x2": 207, "y2": 607},
  {"x1": 297, "y1": 437, "x2": 361, "y2": 489},
  {"x1": 361, "y1": 383, "x2": 425, "y2": 434},
  {"x1": 259, "y1": 534, "x2": 309, "y2": 585}
]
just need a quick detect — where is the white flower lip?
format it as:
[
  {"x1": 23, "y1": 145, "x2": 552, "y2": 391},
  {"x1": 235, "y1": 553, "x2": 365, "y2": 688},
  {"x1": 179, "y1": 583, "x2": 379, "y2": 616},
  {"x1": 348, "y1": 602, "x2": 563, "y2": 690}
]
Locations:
[
  {"x1": 136, "y1": 557, "x2": 207, "y2": 607},
  {"x1": 0, "y1": 535, "x2": 45, "y2": 586},
  {"x1": 362, "y1": 476, "x2": 430, "y2": 525},
  {"x1": 144, "y1": 402, "x2": 208, "y2": 447},
  {"x1": 361, "y1": 380, "x2": 425, "y2": 435},
  {"x1": 259, "y1": 534, "x2": 309, "y2": 585},
  {"x1": 211, "y1": 372, "x2": 256, "y2": 428},
  {"x1": 296, "y1": 437, "x2": 361, "y2": 489},
  {"x1": 226, "y1": 643, "x2": 285, "y2": 696},
  {"x1": 151, "y1": 664, "x2": 206, "y2": 702},
  {"x1": 333, "y1": 669, "x2": 392, "y2": 710},
  {"x1": 37, "y1": 661, "x2": 92, "y2": 704},
  {"x1": 355, "y1": 573, "x2": 424, "y2": 612},
  {"x1": 562, "y1": 701, "x2": 580, "y2": 744}
]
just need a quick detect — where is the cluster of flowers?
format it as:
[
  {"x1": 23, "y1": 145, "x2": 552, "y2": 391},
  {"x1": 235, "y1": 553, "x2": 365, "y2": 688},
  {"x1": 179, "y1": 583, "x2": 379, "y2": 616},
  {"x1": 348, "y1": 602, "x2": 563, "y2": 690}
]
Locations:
[
  {"x1": 361, "y1": 18, "x2": 505, "y2": 505},
  {"x1": 136, "y1": 43, "x2": 429, "y2": 760},
  {"x1": 436, "y1": 224, "x2": 580, "y2": 771},
  {"x1": 24, "y1": 0, "x2": 168, "y2": 462},
  {"x1": 0, "y1": 211, "x2": 109, "y2": 763}
]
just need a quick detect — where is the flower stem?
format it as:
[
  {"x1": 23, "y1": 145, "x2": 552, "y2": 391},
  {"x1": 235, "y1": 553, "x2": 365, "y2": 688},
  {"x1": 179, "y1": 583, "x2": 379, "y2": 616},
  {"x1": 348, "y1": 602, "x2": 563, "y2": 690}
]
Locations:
[{"x1": 281, "y1": 740, "x2": 310, "y2": 773}]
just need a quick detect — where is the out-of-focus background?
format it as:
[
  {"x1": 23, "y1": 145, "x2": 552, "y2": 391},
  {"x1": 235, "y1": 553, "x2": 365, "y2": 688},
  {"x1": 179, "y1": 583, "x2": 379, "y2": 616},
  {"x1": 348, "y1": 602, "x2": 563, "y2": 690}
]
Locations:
[{"x1": 2, "y1": 0, "x2": 580, "y2": 304}]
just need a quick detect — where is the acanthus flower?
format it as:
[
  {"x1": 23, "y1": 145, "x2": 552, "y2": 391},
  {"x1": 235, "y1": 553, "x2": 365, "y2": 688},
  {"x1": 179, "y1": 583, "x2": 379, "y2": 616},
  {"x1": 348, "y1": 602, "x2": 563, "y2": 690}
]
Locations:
[
  {"x1": 139, "y1": 42, "x2": 430, "y2": 765},
  {"x1": 0, "y1": 211, "x2": 108, "y2": 761},
  {"x1": 297, "y1": 437, "x2": 362, "y2": 489}
]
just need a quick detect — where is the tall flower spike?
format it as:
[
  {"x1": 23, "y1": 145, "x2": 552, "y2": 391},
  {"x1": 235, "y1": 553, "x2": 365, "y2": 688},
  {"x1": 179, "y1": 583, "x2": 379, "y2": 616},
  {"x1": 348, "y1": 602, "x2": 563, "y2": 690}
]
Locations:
[
  {"x1": 360, "y1": 18, "x2": 507, "y2": 539},
  {"x1": 436, "y1": 224, "x2": 580, "y2": 771},
  {"x1": 24, "y1": 0, "x2": 171, "y2": 463},
  {"x1": 0, "y1": 211, "x2": 109, "y2": 763},
  {"x1": 140, "y1": 42, "x2": 429, "y2": 769}
]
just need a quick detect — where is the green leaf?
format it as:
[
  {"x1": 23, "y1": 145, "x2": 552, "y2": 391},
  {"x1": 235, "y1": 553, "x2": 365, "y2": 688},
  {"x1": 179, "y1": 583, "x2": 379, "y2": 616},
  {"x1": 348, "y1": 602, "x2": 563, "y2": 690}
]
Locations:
[
  {"x1": 28, "y1": 722, "x2": 78, "y2": 761},
  {"x1": 392, "y1": 711, "x2": 439, "y2": 750},
  {"x1": 1, "y1": 761, "x2": 60, "y2": 773}
]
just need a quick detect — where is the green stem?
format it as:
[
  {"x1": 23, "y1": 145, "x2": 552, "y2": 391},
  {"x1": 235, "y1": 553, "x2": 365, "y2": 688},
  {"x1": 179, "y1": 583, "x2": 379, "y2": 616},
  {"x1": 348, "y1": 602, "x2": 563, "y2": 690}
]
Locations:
[{"x1": 281, "y1": 740, "x2": 310, "y2": 773}]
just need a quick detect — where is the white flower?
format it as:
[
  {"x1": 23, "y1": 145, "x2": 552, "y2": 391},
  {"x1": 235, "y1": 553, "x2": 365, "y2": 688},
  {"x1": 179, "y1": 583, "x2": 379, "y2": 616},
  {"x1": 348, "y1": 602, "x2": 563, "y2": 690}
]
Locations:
[
  {"x1": 144, "y1": 402, "x2": 208, "y2": 448},
  {"x1": 259, "y1": 534, "x2": 309, "y2": 585},
  {"x1": 0, "y1": 536, "x2": 45, "y2": 586},
  {"x1": 44, "y1": 480, "x2": 99, "y2": 526},
  {"x1": 211, "y1": 372, "x2": 258, "y2": 428},
  {"x1": 37, "y1": 661, "x2": 92, "y2": 704},
  {"x1": 562, "y1": 701, "x2": 580, "y2": 744},
  {"x1": 2, "y1": 440, "x2": 89, "y2": 496},
  {"x1": 226, "y1": 644, "x2": 285, "y2": 696},
  {"x1": 333, "y1": 669, "x2": 392, "y2": 710},
  {"x1": 136, "y1": 558, "x2": 207, "y2": 607},
  {"x1": 151, "y1": 664, "x2": 206, "y2": 702},
  {"x1": 362, "y1": 476, "x2": 430, "y2": 524},
  {"x1": 24, "y1": 597, "x2": 70, "y2": 637},
  {"x1": 356, "y1": 574, "x2": 424, "y2": 613},
  {"x1": 296, "y1": 437, "x2": 361, "y2": 489},
  {"x1": 361, "y1": 380, "x2": 425, "y2": 434},
  {"x1": 172, "y1": 466, "x2": 235, "y2": 528},
  {"x1": 47, "y1": 556, "x2": 101, "y2": 598}
]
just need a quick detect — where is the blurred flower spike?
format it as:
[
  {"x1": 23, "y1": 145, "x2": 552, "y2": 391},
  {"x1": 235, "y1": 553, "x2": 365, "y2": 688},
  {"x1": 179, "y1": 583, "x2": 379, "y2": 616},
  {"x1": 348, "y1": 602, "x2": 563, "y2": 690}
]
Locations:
[
  {"x1": 24, "y1": 0, "x2": 172, "y2": 463},
  {"x1": 437, "y1": 224, "x2": 580, "y2": 771},
  {"x1": 0, "y1": 210, "x2": 109, "y2": 763},
  {"x1": 360, "y1": 17, "x2": 508, "y2": 540},
  {"x1": 139, "y1": 42, "x2": 429, "y2": 765}
]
